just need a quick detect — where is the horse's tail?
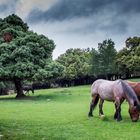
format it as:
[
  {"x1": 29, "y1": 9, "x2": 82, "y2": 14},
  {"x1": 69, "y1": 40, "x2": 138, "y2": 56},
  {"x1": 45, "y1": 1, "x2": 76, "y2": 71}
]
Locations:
[
  {"x1": 91, "y1": 80, "x2": 100, "y2": 108},
  {"x1": 120, "y1": 80, "x2": 140, "y2": 111}
]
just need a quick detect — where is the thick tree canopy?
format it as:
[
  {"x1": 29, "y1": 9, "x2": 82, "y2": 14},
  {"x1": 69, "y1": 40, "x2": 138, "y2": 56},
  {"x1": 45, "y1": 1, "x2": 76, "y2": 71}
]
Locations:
[
  {"x1": 90, "y1": 39, "x2": 117, "y2": 78},
  {"x1": 0, "y1": 14, "x2": 63, "y2": 98},
  {"x1": 56, "y1": 48, "x2": 90, "y2": 80},
  {"x1": 116, "y1": 37, "x2": 140, "y2": 77}
]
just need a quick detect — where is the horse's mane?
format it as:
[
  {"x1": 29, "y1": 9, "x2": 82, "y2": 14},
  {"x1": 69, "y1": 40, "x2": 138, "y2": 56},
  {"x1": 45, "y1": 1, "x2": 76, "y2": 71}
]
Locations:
[{"x1": 120, "y1": 80, "x2": 140, "y2": 105}]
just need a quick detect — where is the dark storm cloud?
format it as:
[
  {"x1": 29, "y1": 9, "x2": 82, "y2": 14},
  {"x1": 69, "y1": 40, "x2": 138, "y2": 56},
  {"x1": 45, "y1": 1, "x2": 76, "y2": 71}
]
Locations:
[
  {"x1": 27, "y1": 0, "x2": 140, "y2": 22},
  {"x1": 26, "y1": 0, "x2": 140, "y2": 35},
  {"x1": 28, "y1": 0, "x2": 112, "y2": 22},
  {"x1": 99, "y1": 18, "x2": 128, "y2": 34},
  {"x1": 0, "y1": 0, "x2": 139, "y2": 58}
]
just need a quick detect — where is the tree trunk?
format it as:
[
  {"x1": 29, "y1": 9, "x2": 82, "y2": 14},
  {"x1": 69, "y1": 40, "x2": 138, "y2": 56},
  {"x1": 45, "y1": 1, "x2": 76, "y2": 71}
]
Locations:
[{"x1": 14, "y1": 79, "x2": 26, "y2": 98}]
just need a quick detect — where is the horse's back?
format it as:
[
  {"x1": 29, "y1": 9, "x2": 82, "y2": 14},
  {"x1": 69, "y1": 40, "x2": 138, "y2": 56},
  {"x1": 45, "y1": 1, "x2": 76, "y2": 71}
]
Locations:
[
  {"x1": 91, "y1": 79, "x2": 107, "y2": 93},
  {"x1": 113, "y1": 80, "x2": 124, "y2": 96},
  {"x1": 91, "y1": 79, "x2": 124, "y2": 101},
  {"x1": 91, "y1": 79, "x2": 114, "y2": 100}
]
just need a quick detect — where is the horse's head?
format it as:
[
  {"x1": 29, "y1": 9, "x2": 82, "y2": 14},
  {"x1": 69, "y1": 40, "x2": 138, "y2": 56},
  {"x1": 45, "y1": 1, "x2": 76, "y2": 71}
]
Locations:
[{"x1": 129, "y1": 106, "x2": 139, "y2": 122}]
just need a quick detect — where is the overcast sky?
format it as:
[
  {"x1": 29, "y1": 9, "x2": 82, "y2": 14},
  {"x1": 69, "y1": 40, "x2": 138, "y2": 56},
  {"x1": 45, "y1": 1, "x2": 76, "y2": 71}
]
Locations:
[{"x1": 0, "y1": 0, "x2": 140, "y2": 58}]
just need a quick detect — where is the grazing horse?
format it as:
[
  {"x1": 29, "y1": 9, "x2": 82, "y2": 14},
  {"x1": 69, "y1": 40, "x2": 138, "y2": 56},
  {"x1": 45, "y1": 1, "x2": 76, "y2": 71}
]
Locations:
[
  {"x1": 88, "y1": 79, "x2": 140, "y2": 122},
  {"x1": 23, "y1": 85, "x2": 34, "y2": 95},
  {"x1": 127, "y1": 81, "x2": 140, "y2": 100}
]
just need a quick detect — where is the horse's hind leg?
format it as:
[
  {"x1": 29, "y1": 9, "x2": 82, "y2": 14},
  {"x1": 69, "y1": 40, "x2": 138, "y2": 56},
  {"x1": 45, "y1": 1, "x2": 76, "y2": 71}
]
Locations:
[
  {"x1": 99, "y1": 99, "x2": 104, "y2": 117},
  {"x1": 88, "y1": 94, "x2": 99, "y2": 117}
]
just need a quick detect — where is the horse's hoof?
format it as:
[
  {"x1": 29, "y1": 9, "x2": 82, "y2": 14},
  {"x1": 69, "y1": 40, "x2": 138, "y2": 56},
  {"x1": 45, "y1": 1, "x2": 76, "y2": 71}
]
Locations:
[
  {"x1": 116, "y1": 118, "x2": 122, "y2": 122},
  {"x1": 114, "y1": 117, "x2": 117, "y2": 120},
  {"x1": 100, "y1": 114, "x2": 105, "y2": 118},
  {"x1": 132, "y1": 120, "x2": 138, "y2": 122},
  {"x1": 88, "y1": 113, "x2": 93, "y2": 117}
]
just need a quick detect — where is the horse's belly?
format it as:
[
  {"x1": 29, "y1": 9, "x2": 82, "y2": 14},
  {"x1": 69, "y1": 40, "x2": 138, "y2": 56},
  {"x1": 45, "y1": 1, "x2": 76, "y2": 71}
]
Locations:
[
  {"x1": 99, "y1": 94, "x2": 114, "y2": 101},
  {"x1": 99, "y1": 85, "x2": 115, "y2": 101}
]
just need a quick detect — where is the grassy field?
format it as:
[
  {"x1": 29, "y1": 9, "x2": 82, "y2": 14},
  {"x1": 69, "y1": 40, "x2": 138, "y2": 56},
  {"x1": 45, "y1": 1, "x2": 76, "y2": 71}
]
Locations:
[
  {"x1": 127, "y1": 78, "x2": 140, "y2": 82},
  {"x1": 0, "y1": 79, "x2": 140, "y2": 140}
]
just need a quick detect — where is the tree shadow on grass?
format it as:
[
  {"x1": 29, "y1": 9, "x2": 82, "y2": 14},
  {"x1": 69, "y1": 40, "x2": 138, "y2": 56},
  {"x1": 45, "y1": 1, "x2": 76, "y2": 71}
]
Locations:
[
  {"x1": 0, "y1": 96, "x2": 16, "y2": 101},
  {"x1": 0, "y1": 89, "x2": 73, "y2": 102}
]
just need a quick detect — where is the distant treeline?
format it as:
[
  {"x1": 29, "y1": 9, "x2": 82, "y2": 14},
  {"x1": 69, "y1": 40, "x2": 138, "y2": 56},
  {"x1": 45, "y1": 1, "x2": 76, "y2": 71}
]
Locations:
[
  {"x1": 23, "y1": 37, "x2": 140, "y2": 89},
  {"x1": 53, "y1": 38, "x2": 140, "y2": 87}
]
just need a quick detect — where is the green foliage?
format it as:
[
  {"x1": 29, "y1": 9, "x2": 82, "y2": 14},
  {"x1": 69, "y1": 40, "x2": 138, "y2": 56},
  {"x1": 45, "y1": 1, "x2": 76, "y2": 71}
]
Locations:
[
  {"x1": 0, "y1": 14, "x2": 65, "y2": 97},
  {"x1": 33, "y1": 60, "x2": 64, "y2": 81},
  {"x1": 3, "y1": 14, "x2": 28, "y2": 31},
  {"x1": 0, "y1": 14, "x2": 62, "y2": 82},
  {"x1": 90, "y1": 39, "x2": 117, "y2": 76},
  {"x1": 116, "y1": 37, "x2": 140, "y2": 76},
  {"x1": 90, "y1": 48, "x2": 100, "y2": 75},
  {"x1": 57, "y1": 48, "x2": 90, "y2": 80},
  {"x1": 126, "y1": 37, "x2": 140, "y2": 50},
  {"x1": 0, "y1": 82, "x2": 6, "y2": 88}
]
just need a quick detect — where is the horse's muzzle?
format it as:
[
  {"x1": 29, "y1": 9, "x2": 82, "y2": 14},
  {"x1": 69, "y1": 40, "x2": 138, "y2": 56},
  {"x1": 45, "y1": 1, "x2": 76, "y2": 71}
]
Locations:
[{"x1": 132, "y1": 118, "x2": 138, "y2": 122}]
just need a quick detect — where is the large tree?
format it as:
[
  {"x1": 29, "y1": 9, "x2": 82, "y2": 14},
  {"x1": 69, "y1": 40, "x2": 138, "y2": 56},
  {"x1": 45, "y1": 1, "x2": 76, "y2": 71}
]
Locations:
[
  {"x1": 90, "y1": 39, "x2": 117, "y2": 79},
  {"x1": 0, "y1": 14, "x2": 62, "y2": 98}
]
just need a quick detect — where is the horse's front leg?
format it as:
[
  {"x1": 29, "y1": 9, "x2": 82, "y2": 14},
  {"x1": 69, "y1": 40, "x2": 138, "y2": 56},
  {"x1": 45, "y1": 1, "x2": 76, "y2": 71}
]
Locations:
[
  {"x1": 115, "y1": 97, "x2": 124, "y2": 121},
  {"x1": 114, "y1": 98, "x2": 124, "y2": 120},
  {"x1": 99, "y1": 98, "x2": 104, "y2": 117},
  {"x1": 116, "y1": 104, "x2": 122, "y2": 121},
  {"x1": 88, "y1": 94, "x2": 99, "y2": 117},
  {"x1": 114, "y1": 103, "x2": 118, "y2": 120}
]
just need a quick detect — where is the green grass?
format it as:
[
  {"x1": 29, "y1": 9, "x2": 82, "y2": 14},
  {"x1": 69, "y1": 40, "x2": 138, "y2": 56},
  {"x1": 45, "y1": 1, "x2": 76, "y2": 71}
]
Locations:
[
  {"x1": 127, "y1": 78, "x2": 140, "y2": 82},
  {"x1": 0, "y1": 79, "x2": 140, "y2": 140}
]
